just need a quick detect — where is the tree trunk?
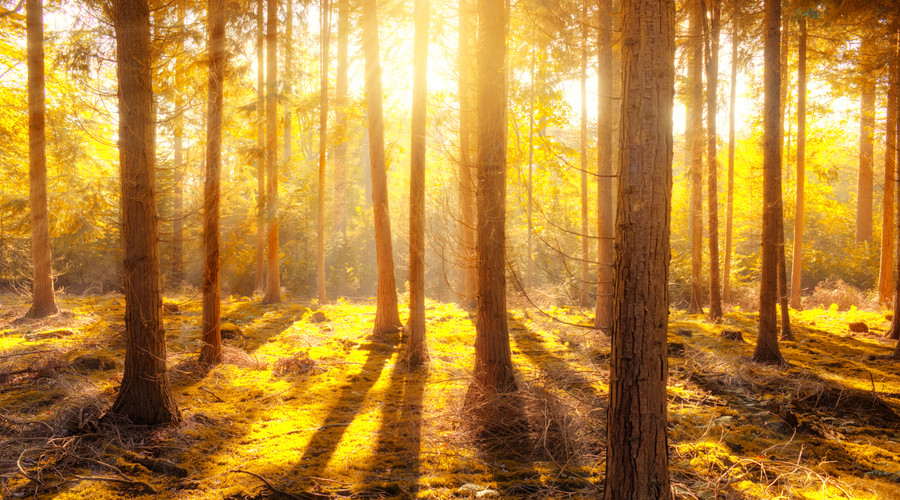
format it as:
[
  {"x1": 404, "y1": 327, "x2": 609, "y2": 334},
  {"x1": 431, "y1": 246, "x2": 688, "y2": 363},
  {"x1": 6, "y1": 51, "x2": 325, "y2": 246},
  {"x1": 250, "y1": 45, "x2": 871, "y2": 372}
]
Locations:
[
  {"x1": 604, "y1": 0, "x2": 673, "y2": 496},
  {"x1": 775, "y1": 0, "x2": 791, "y2": 341},
  {"x1": 263, "y1": 0, "x2": 280, "y2": 304},
  {"x1": 879, "y1": 30, "x2": 898, "y2": 306},
  {"x1": 724, "y1": 10, "x2": 738, "y2": 305},
  {"x1": 25, "y1": 0, "x2": 57, "y2": 319},
  {"x1": 317, "y1": 0, "x2": 329, "y2": 305},
  {"x1": 333, "y1": 0, "x2": 349, "y2": 242},
  {"x1": 687, "y1": 0, "x2": 704, "y2": 314},
  {"x1": 458, "y1": 0, "x2": 476, "y2": 307},
  {"x1": 362, "y1": 0, "x2": 401, "y2": 333},
  {"x1": 200, "y1": 0, "x2": 224, "y2": 366},
  {"x1": 755, "y1": 0, "x2": 784, "y2": 365},
  {"x1": 255, "y1": 0, "x2": 265, "y2": 294},
  {"x1": 526, "y1": 40, "x2": 535, "y2": 291},
  {"x1": 579, "y1": 0, "x2": 590, "y2": 309},
  {"x1": 595, "y1": 0, "x2": 613, "y2": 331},
  {"x1": 407, "y1": 0, "x2": 429, "y2": 366},
  {"x1": 468, "y1": 0, "x2": 516, "y2": 395},
  {"x1": 857, "y1": 38, "x2": 876, "y2": 244},
  {"x1": 111, "y1": 0, "x2": 180, "y2": 425},
  {"x1": 790, "y1": 15, "x2": 806, "y2": 310},
  {"x1": 889, "y1": 28, "x2": 900, "y2": 343},
  {"x1": 704, "y1": 0, "x2": 722, "y2": 320},
  {"x1": 172, "y1": 2, "x2": 185, "y2": 287}
]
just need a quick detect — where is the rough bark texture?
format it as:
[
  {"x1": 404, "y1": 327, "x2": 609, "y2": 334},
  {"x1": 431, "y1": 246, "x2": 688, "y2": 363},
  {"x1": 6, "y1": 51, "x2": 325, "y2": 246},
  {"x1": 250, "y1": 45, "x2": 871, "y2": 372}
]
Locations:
[
  {"x1": 255, "y1": 0, "x2": 265, "y2": 294},
  {"x1": 755, "y1": 0, "x2": 784, "y2": 365},
  {"x1": 317, "y1": 0, "x2": 329, "y2": 305},
  {"x1": 595, "y1": 0, "x2": 613, "y2": 331},
  {"x1": 790, "y1": 16, "x2": 806, "y2": 310},
  {"x1": 857, "y1": 39, "x2": 876, "y2": 245},
  {"x1": 890, "y1": 29, "x2": 900, "y2": 343},
  {"x1": 263, "y1": 0, "x2": 280, "y2": 304},
  {"x1": 111, "y1": 0, "x2": 180, "y2": 425},
  {"x1": 724, "y1": 11, "x2": 737, "y2": 304},
  {"x1": 604, "y1": 0, "x2": 674, "y2": 496},
  {"x1": 26, "y1": 0, "x2": 57, "y2": 319},
  {"x1": 172, "y1": 3, "x2": 185, "y2": 286},
  {"x1": 457, "y1": 0, "x2": 477, "y2": 307},
  {"x1": 775, "y1": 1, "x2": 791, "y2": 341},
  {"x1": 469, "y1": 0, "x2": 516, "y2": 395},
  {"x1": 362, "y1": 0, "x2": 402, "y2": 333},
  {"x1": 407, "y1": 0, "x2": 429, "y2": 366},
  {"x1": 579, "y1": 0, "x2": 590, "y2": 309},
  {"x1": 200, "y1": 0, "x2": 224, "y2": 366},
  {"x1": 687, "y1": 0, "x2": 704, "y2": 314},
  {"x1": 333, "y1": 0, "x2": 349, "y2": 241},
  {"x1": 879, "y1": 32, "x2": 898, "y2": 306},
  {"x1": 704, "y1": 0, "x2": 722, "y2": 320}
]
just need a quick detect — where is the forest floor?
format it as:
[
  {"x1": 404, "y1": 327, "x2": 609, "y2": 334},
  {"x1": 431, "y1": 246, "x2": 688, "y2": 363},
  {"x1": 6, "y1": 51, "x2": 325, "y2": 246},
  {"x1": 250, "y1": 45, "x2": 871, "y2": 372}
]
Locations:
[{"x1": 1, "y1": 293, "x2": 900, "y2": 499}]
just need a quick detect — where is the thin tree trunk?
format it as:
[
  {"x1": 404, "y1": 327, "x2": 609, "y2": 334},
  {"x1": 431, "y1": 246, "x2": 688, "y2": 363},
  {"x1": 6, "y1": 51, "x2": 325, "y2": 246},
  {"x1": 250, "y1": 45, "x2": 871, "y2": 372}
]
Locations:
[
  {"x1": 790, "y1": 15, "x2": 807, "y2": 309},
  {"x1": 457, "y1": 0, "x2": 476, "y2": 307},
  {"x1": 756, "y1": 0, "x2": 784, "y2": 365},
  {"x1": 285, "y1": 0, "x2": 292, "y2": 168},
  {"x1": 704, "y1": 0, "x2": 722, "y2": 320},
  {"x1": 333, "y1": 0, "x2": 349, "y2": 242},
  {"x1": 407, "y1": 0, "x2": 429, "y2": 366},
  {"x1": 362, "y1": 0, "x2": 401, "y2": 332},
  {"x1": 111, "y1": 0, "x2": 180, "y2": 425},
  {"x1": 25, "y1": 0, "x2": 57, "y2": 318},
  {"x1": 688, "y1": 0, "x2": 704, "y2": 314},
  {"x1": 263, "y1": 0, "x2": 281, "y2": 304},
  {"x1": 724, "y1": 10, "x2": 738, "y2": 304},
  {"x1": 255, "y1": 0, "x2": 265, "y2": 294},
  {"x1": 579, "y1": 0, "x2": 589, "y2": 309},
  {"x1": 595, "y1": 0, "x2": 613, "y2": 331},
  {"x1": 172, "y1": 2, "x2": 184, "y2": 286},
  {"x1": 879, "y1": 30, "x2": 898, "y2": 306},
  {"x1": 776, "y1": 3, "x2": 791, "y2": 340},
  {"x1": 468, "y1": 0, "x2": 516, "y2": 395},
  {"x1": 526, "y1": 40, "x2": 535, "y2": 291},
  {"x1": 604, "y1": 0, "x2": 673, "y2": 495},
  {"x1": 318, "y1": 0, "x2": 329, "y2": 304},
  {"x1": 889, "y1": 27, "x2": 900, "y2": 344},
  {"x1": 857, "y1": 38, "x2": 876, "y2": 244}
]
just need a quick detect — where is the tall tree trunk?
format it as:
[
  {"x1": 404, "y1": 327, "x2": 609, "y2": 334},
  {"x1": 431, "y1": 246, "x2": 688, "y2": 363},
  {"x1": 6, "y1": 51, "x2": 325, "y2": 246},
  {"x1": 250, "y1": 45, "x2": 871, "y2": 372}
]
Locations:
[
  {"x1": 407, "y1": 0, "x2": 429, "y2": 366},
  {"x1": 263, "y1": 0, "x2": 281, "y2": 304},
  {"x1": 687, "y1": 0, "x2": 704, "y2": 314},
  {"x1": 857, "y1": 38, "x2": 876, "y2": 244},
  {"x1": 879, "y1": 31, "x2": 898, "y2": 306},
  {"x1": 526, "y1": 40, "x2": 535, "y2": 291},
  {"x1": 790, "y1": 15, "x2": 807, "y2": 309},
  {"x1": 755, "y1": 0, "x2": 784, "y2": 365},
  {"x1": 25, "y1": 0, "x2": 57, "y2": 318},
  {"x1": 457, "y1": 0, "x2": 477, "y2": 307},
  {"x1": 604, "y1": 0, "x2": 673, "y2": 495},
  {"x1": 172, "y1": 2, "x2": 185, "y2": 287},
  {"x1": 317, "y1": 0, "x2": 329, "y2": 304},
  {"x1": 724, "y1": 11, "x2": 738, "y2": 304},
  {"x1": 284, "y1": 0, "x2": 292, "y2": 167},
  {"x1": 595, "y1": 0, "x2": 613, "y2": 331},
  {"x1": 468, "y1": 0, "x2": 516, "y2": 395},
  {"x1": 362, "y1": 0, "x2": 401, "y2": 332},
  {"x1": 200, "y1": 0, "x2": 224, "y2": 366},
  {"x1": 255, "y1": 0, "x2": 266, "y2": 294},
  {"x1": 333, "y1": 0, "x2": 349, "y2": 242},
  {"x1": 704, "y1": 0, "x2": 722, "y2": 320},
  {"x1": 776, "y1": 1, "x2": 791, "y2": 340},
  {"x1": 889, "y1": 27, "x2": 900, "y2": 343},
  {"x1": 579, "y1": 0, "x2": 590, "y2": 309},
  {"x1": 111, "y1": 0, "x2": 180, "y2": 425}
]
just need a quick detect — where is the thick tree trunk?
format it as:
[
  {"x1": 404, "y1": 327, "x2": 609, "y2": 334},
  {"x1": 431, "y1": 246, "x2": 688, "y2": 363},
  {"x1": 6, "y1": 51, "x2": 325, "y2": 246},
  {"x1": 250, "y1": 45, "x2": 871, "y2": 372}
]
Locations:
[
  {"x1": 579, "y1": 0, "x2": 590, "y2": 309},
  {"x1": 317, "y1": 0, "x2": 329, "y2": 305},
  {"x1": 111, "y1": 0, "x2": 180, "y2": 425},
  {"x1": 457, "y1": 0, "x2": 476, "y2": 307},
  {"x1": 704, "y1": 0, "x2": 722, "y2": 320},
  {"x1": 333, "y1": 0, "x2": 349, "y2": 242},
  {"x1": 263, "y1": 0, "x2": 280, "y2": 304},
  {"x1": 255, "y1": 0, "x2": 265, "y2": 294},
  {"x1": 879, "y1": 32, "x2": 898, "y2": 306},
  {"x1": 469, "y1": 0, "x2": 516, "y2": 395},
  {"x1": 595, "y1": 0, "x2": 613, "y2": 331},
  {"x1": 755, "y1": 0, "x2": 784, "y2": 365},
  {"x1": 200, "y1": 0, "x2": 224, "y2": 366},
  {"x1": 26, "y1": 0, "x2": 57, "y2": 319},
  {"x1": 724, "y1": 11, "x2": 738, "y2": 304},
  {"x1": 857, "y1": 38, "x2": 876, "y2": 244},
  {"x1": 362, "y1": 0, "x2": 401, "y2": 333},
  {"x1": 172, "y1": 2, "x2": 185, "y2": 287},
  {"x1": 407, "y1": 0, "x2": 429, "y2": 366},
  {"x1": 790, "y1": 16, "x2": 807, "y2": 310},
  {"x1": 687, "y1": 0, "x2": 704, "y2": 314},
  {"x1": 604, "y1": 0, "x2": 673, "y2": 496}
]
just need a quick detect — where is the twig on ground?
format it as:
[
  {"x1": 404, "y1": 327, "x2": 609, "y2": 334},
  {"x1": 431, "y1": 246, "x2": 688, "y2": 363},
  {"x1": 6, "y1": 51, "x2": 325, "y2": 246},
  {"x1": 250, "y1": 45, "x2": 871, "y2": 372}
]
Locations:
[
  {"x1": 233, "y1": 469, "x2": 326, "y2": 499},
  {"x1": 200, "y1": 386, "x2": 224, "y2": 402}
]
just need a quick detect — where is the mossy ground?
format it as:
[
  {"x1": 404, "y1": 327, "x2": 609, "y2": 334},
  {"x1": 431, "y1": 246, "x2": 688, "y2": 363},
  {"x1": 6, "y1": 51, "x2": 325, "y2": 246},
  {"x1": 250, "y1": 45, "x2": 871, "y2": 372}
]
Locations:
[{"x1": 1, "y1": 294, "x2": 899, "y2": 498}]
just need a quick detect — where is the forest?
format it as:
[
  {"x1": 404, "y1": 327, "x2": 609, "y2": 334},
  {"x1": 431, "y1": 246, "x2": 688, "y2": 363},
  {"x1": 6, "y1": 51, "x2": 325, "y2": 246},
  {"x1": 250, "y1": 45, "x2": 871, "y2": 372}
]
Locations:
[{"x1": 2, "y1": 0, "x2": 900, "y2": 497}]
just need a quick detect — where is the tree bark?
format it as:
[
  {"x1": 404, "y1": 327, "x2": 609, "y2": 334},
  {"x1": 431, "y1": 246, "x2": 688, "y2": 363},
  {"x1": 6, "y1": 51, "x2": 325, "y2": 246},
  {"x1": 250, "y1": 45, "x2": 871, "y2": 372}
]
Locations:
[
  {"x1": 595, "y1": 0, "x2": 613, "y2": 331},
  {"x1": 755, "y1": 0, "x2": 784, "y2": 365},
  {"x1": 255, "y1": 0, "x2": 265, "y2": 294},
  {"x1": 457, "y1": 0, "x2": 476, "y2": 307},
  {"x1": 879, "y1": 30, "x2": 898, "y2": 306},
  {"x1": 407, "y1": 0, "x2": 429, "y2": 366},
  {"x1": 172, "y1": 2, "x2": 185, "y2": 287},
  {"x1": 263, "y1": 0, "x2": 281, "y2": 304},
  {"x1": 604, "y1": 0, "x2": 673, "y2": 496},
  {"x1": 724, "y1": 10, "x2": 738, "y2": 305},
  {"x1": 468, "y1": 0, "x2": 516, "y2": 395},
  {"x1": 526, "y1": 40, "x2": 535, "y2": 291},
  {"x1": 200, "y1": 0, "x2": 225, "y2": 366},
  {"x1": 26, "y1": 0, "x2": 57, "y2": 319},
  {"x1": 857, "y1": 38, "x2": 876, "y2": 245},
  {"x1": 704, "y1": 0, "x2": 722, "y2": 320},
  {"x1": 362, "y1": 0, "x2": 401, "y2": 333},
  {"x1": 333, "y1": 0, "x2": 349, "y2": 242},
  {"x1": 111, "y1": 0, "x2": 180, "y2": 425},
  {"x1": 579, "y1": 0, "x2": 590, "y2": 309},
  {"x1": 687, "y1": 0, "x2": 704, "y2": 314},
  {"x1": 790, "y1": 15, "x2": 807, "y2": 310},
  {"x1": 775, "y1": 0, "x2": 791, "y2": 341},
  {"x1": 318, "y1": 0, "x2": 329, "y2": 305}
]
